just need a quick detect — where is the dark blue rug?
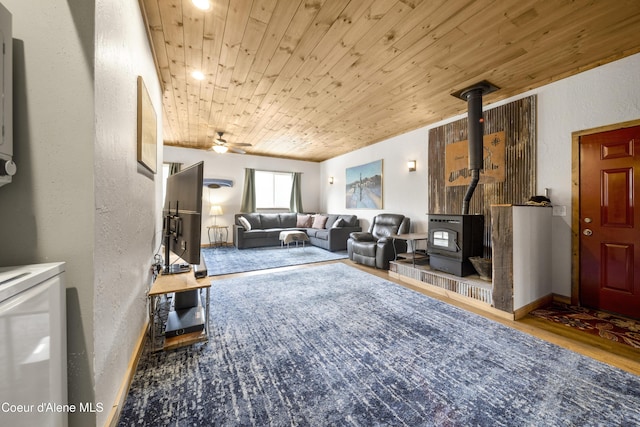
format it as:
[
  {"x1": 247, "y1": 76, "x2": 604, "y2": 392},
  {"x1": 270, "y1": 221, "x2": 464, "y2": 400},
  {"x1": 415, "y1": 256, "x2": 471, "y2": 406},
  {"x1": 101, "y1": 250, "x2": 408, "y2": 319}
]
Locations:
[
  {"x1": 120, "y1": 264, "x2": 640, "y2": 426},
  {"x1": 201, "y1": 245, "x2": 348, "y2": 276}
]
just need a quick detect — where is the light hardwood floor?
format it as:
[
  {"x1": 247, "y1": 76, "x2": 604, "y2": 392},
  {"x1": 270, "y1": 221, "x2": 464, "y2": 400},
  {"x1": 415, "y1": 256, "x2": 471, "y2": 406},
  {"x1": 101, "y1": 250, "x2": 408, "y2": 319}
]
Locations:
[{"x1": 210, "y1": 259, "x2": 640, "y2": 377}]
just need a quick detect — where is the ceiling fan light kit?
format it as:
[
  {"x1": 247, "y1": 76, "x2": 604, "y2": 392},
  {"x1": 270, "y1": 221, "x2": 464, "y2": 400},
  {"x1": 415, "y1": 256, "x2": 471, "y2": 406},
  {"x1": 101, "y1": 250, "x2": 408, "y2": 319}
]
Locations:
[
  {"x1": 212, "y1": 145, "x2": 228, "y2": 154},
  {"x1": 209, "y1": 131, "x2": 251, "y2": 154}
]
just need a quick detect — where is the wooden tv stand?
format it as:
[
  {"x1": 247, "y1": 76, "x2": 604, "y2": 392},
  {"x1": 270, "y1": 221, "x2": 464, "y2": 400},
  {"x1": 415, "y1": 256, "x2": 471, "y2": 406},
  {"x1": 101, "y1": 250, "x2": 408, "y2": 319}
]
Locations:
[{"x1": 148, "y1": 270, "x2": 211, "y2": 351}]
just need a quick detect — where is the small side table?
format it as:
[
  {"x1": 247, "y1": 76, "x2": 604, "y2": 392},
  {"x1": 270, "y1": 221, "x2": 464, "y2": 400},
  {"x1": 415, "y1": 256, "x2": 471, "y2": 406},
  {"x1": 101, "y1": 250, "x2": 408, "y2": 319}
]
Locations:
[
  {"x1": 207, "y1": 225, "x2": 229, "y2": 247},
  {"x1": 390, "y1": 233, "x2": 429, "y2": 267}
]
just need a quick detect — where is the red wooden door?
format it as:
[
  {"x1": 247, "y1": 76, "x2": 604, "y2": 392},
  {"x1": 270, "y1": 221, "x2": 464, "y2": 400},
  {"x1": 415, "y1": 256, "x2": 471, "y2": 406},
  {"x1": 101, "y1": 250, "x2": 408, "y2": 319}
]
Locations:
[{"x1": 580, "y1": 125, "x2": 640, "y2": 319}]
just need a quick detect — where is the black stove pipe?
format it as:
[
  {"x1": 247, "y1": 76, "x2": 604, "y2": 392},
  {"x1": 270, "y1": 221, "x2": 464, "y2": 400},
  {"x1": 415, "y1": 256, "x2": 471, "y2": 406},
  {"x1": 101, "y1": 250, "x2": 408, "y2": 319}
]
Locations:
[
  {"x1": 461, "y1": 87, "x2": 485, "y2": 215},
  {"x1": 462, "y1": 169, "x2": 480, "y2": 215}
]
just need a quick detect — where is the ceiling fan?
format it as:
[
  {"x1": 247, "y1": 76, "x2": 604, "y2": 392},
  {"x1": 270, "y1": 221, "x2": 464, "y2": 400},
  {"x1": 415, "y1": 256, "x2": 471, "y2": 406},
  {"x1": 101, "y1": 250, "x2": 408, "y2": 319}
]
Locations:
[{"x1": 210, "y1": 132, "x2": 251, "y2": 154}]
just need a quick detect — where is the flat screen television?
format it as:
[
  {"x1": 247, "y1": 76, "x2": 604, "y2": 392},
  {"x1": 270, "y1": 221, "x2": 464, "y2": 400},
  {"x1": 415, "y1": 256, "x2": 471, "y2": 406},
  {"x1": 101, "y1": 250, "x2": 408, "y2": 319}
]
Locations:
[{"x1": 162, "y1": 161, "x2": 204, "y2": 274}]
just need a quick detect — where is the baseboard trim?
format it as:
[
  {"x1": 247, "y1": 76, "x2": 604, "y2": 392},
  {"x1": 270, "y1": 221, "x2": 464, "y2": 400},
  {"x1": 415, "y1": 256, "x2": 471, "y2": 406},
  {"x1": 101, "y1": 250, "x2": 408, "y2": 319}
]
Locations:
[
  {"x1": 104, "y1": 320, "x2": 148, "y2": 427},
  {"x1": 513, "y1": 294, "x2": 553, "y2": 320},
  {"x1": 552, "y1": 293, "x2": 571, "y2": 305}
]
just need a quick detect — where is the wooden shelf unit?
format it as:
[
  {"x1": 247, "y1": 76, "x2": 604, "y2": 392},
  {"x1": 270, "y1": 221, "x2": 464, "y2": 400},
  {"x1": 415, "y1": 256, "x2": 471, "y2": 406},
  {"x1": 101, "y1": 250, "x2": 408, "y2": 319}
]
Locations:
[{"x1": 148, "y1": 270, "x2": 211, "y2": 351}]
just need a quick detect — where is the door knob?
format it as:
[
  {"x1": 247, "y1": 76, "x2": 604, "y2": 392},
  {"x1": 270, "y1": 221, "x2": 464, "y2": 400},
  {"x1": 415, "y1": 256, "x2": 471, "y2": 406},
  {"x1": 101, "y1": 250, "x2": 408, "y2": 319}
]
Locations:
[{"x1": 583, "y1": 229, "x2": 593, "y2": 236}]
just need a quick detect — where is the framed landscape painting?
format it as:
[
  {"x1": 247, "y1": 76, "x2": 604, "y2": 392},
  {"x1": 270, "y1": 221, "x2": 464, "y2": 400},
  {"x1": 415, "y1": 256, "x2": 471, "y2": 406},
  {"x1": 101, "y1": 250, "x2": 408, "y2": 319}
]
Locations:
[{"x1": 345, "y1": 159, "x2": 383, "y2": 209}]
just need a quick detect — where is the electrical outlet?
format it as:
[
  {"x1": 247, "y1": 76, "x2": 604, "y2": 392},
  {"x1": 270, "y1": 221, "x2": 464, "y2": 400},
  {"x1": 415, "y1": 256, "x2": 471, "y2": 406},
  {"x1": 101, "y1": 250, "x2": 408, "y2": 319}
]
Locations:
[{"x1": 552, "y1": 205, "x2": 567, "y2": 217}]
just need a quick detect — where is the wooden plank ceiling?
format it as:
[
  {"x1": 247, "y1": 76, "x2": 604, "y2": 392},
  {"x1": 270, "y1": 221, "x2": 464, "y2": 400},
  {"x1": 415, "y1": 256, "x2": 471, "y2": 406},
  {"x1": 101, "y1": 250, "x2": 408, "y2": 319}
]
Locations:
[{"x1": 140, "y1": 0, "x2": 640, "y2": 162}]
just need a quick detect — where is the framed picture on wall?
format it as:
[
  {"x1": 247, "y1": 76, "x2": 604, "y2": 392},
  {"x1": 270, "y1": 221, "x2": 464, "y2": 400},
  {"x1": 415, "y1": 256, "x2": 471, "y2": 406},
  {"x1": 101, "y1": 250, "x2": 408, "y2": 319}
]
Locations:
[
  {"x1": 345, "y1": 159, "x2": 383, "y2": 209},
  {"x1": 137, "y1": 76, "x2": 157, "y2": 174}
]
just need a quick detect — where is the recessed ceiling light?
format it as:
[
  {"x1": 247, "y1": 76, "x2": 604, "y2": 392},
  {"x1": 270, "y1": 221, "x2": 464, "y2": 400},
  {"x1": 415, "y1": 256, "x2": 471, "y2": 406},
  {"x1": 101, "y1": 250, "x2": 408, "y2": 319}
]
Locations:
[
  {"x1": 192, "y1": 0, "x2": 211, "y2": 11},
  {"x1": 191, "y1": 70, "x2": 205, "y2": 81}
]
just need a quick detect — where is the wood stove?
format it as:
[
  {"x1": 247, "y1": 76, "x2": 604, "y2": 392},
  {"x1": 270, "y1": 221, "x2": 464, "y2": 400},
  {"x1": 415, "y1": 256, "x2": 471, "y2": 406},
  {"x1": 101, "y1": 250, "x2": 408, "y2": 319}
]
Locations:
[
  {"x1": 425, "y1": 81, "x2": 497, "y2": 277},
  {"x1": 427, "y1": 214, "x2": 484, "y2": 277}
]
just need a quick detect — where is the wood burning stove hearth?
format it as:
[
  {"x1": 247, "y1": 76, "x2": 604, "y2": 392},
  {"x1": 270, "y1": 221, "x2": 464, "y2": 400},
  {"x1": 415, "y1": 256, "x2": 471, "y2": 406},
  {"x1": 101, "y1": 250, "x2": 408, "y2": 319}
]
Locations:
[{"x1": 427, "y1": 214, "x2": 484, "y2": 277}]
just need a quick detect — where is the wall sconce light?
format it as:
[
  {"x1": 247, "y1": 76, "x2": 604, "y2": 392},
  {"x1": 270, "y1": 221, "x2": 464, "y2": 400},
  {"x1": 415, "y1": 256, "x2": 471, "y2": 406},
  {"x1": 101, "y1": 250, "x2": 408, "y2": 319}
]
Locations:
[
  {"x1": 329, "y1": 176, "x2": 334, "y2": 185},
  {"x1": 407, "y1": 160, "x2": 417, "y2": 172}
]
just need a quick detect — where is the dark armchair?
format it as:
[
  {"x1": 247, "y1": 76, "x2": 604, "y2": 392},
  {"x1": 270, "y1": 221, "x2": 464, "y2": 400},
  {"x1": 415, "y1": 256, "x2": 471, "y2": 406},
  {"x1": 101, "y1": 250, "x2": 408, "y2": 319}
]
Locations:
[{"x1": 347, "y1": 213, "x2": 410, "y2": 269}]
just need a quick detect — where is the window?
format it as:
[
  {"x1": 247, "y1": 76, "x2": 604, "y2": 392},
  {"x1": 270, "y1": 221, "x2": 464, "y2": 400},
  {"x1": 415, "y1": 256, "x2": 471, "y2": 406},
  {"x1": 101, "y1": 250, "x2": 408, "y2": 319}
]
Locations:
[
  {"x1": 161, "y1": 163, "x2": 170, "y2": 205},
  {"x1": 255, "y1": 170, "x2": 292, "y2": 209}
]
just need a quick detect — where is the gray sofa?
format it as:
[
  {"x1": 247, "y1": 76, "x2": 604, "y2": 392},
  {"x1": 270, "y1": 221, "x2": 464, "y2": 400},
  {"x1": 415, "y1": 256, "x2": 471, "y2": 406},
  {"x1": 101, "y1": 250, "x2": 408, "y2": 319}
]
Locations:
[{"x1": 233, "y1": 213, "x2": 361, "y2": 251}]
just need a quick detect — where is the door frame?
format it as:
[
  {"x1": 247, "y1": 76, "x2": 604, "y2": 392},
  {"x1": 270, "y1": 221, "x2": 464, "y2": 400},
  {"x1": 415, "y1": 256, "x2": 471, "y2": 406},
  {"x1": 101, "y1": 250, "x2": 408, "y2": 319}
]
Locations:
[{"x1": 571, "y1": 118, "x2": 640, "y2": 305}]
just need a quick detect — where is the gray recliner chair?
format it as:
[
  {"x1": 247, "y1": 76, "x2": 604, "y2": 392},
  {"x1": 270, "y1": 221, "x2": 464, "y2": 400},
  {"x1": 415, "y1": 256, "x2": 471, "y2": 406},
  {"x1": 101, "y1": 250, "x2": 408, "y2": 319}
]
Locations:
[{"x1": 347, "y1": 213, "x2": 410, "y2": 269}]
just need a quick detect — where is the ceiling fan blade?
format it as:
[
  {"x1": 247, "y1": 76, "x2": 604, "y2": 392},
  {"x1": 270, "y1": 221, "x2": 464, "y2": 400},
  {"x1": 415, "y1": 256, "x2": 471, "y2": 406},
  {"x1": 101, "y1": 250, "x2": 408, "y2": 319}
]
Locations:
[
  {"x1": 227, "y1": 142, "x2": 252, "y2": 147},
  {"x1": 229, "y1": 147, "x2": 246, "y2": 154}
]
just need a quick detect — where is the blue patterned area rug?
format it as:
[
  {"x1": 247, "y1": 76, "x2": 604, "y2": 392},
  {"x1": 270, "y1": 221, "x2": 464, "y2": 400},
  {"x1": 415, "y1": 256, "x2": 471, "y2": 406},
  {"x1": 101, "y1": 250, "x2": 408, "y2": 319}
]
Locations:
[
  {"x1": 201, "y1": 245, "x2": 348, "y2": 276},
  {"x1": 120, "y1": 264, "x2": 640, "y2": 426}
]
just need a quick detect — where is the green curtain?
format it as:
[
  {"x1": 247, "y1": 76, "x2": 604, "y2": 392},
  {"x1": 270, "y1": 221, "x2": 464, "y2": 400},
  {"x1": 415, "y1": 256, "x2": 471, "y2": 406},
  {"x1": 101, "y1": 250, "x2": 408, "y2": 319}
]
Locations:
[
  {"x1": 240, "y1": 168, "x2": 256, "y2": 212},
  {"x1": 289, "y1": 172, "x2": 303, "y2": 213},
  {"x1": 168, "y1": 162, "x2": 181, "y2": 175}
]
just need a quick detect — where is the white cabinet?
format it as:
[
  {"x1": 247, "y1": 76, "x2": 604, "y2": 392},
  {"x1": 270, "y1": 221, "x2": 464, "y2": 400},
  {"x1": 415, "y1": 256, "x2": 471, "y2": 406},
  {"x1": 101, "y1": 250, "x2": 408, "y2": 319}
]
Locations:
[{"x1": 0, "y1": 263, "x2": 67, "y2": 427}]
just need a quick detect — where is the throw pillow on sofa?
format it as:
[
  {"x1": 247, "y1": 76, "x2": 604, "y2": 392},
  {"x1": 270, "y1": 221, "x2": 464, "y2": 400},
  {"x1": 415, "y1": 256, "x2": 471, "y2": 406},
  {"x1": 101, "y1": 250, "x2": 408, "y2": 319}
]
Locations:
[
  {"x1": 297, "y1": 214, "x2": 312, "y2": 228},
  {"x1": 331, "y1": 218, "x2": 344, "y2": 228},
  {"x1": 238, "y1": 216, "x2": 252, "y2": 230},
  {"x1": 312, "y1": 214, "x2": 328, "y2": 229}
]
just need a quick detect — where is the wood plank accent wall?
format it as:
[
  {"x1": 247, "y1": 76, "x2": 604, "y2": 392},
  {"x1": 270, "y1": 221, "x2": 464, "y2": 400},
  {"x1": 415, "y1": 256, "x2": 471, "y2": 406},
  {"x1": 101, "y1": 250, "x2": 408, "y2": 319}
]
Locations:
[
  {"x1": 428, "y1": 95, "x2": 537, "y2": 257},
  {"x1": 491, "y1": 205, "x2": 515, "y2": 313}
]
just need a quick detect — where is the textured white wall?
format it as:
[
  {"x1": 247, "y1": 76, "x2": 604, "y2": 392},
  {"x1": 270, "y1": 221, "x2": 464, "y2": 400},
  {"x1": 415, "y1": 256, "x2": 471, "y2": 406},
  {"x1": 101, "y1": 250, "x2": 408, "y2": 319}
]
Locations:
[
  {"x1": 321, "y1": 127, "x2": 430, "y2": 235},
  {"x1": 0, "y1": 1, "x2": 161, "y2": 426},
  {"x1": 534, "y1": 53, "x2": 640, "y2": 295},
  {"x1": 322, "y1": 52, "x2": 640, "y2": 297},
  {"x1": 93, "y1": 0, "x2": 161, "y2": 426},
  {"x1": 163, "y1": 146, "x2": 321, "y2": 243},
  {"x1": 0, "y1": 1, "x2": 97, "y2": 426}
]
